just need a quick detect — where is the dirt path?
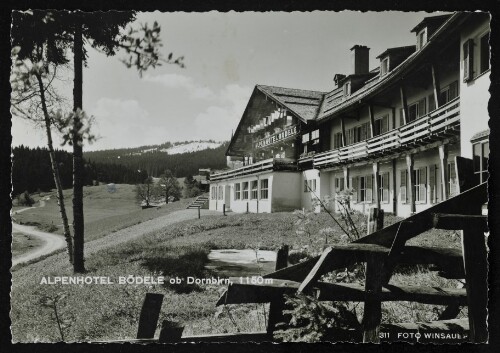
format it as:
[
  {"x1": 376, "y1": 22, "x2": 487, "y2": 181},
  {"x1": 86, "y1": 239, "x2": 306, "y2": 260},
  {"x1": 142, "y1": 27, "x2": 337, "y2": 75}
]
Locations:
[
  {"x1": 12, "y1": 198, "x2": 66, "y2": 266},
  {"x1": 12, "y1": 208, "x2": 220, "y2": 276}
]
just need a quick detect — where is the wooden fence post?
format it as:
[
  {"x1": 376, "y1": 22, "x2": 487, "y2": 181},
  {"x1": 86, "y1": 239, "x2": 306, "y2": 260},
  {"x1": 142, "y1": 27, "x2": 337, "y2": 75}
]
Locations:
[
  {"x1": 267, "y1": 245, "x2": 289, "y2": 335},
  {"x1": 223, "y1": 204, "x2": 226, "y2": 216},
  {"x1": 198, "y1": 206, "x2": 201, "y2": 219},
  {"x1": 246, "y1": 202, "x2": 249, "y2": 214},
  {"x1": 159, "y1": 320, "x2": 184, "y2": 343},
  {"x1": 363, "y1": 208, "x2": 384, "y2": 343},
  {"x1": 462, "y1": 226, "x2": 488, "y2": 342},
  {"x1": 367, "y1": 208, "x2": 384, "y2": 235},
  {"x1": 136, "y1": 293, "x2": 164, "y2": 339},
  {"x1": 362, "y1": 253, "x2": 384, "y2": 343}
]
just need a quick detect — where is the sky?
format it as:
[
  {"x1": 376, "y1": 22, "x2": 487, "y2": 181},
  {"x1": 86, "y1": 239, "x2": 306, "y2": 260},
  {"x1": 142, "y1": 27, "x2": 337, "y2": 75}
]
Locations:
[{"x1": 11, "y1": 10, "x2": 445, "y2": 151}]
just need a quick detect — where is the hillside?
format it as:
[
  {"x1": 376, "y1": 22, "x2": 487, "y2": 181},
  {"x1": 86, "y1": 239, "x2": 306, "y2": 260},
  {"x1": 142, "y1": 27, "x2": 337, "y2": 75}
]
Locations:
[{"x1": 12, "y1": 141, "x2": 227, "y2": 196}]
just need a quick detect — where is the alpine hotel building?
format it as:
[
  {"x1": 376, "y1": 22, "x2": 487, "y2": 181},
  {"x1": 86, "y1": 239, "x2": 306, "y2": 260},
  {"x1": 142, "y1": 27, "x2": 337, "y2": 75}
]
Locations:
[{"x1": 209, "y1": 12, "x2": 490, "y2": 217}]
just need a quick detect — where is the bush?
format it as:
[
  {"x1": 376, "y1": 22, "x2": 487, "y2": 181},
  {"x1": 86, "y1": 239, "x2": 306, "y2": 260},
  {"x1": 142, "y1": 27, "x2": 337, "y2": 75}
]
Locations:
[{"x1": 17, "y1": 191, "x2": 35, "y2": 206}]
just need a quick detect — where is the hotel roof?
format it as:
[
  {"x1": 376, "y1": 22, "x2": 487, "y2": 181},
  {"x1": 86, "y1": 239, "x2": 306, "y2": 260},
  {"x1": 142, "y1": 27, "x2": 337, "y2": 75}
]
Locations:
[{"x1": 256, "y1": 85, "x2": 325, "y2": 122}]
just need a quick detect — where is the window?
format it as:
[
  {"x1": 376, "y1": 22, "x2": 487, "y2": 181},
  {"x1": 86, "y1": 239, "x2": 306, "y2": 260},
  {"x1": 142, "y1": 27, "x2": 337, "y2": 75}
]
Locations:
[
  {"x1": 404, "y1": 97, "x2": 426, "y2": 124},
  {"x1": 351, "y1": 176, "x2": 359, "y2": 202},
  {"x1": 380, "y1": 57, "x2": 389, "y2": 76},
  {"x1": 473, "y1": 140, "x2": 489, "y2": 183},
  {"x1": 335, "y1": 177, "x2": 345, "y2": 192},
  {"x1": 480, "y1": 32, "x2": 490, "y2": 74},
  {"x1": 463, "y1": 38, "x2": 474, "y2": 82},
  {"x1": 413, "y1": 167, "x2": 427, "y2": 203},
  {"x1": 260, "y1": 179, "x2": 269, "y2": 199},
  {"x1": 302, "y1": 133, "x2": 310, "y2": 143},
  {"x1": 242, "y1": 182, "x2": 249, "y2": 200},
  {"x1": 251, "y1": 180, "x2": 258, "y2": 199},
  {"x1": 211, "y1": 186, "x2": 217, "y2": 200},
  {"x1": 417, "y1": 28, "x2": 427, "y2": 50},
  {"x1": 400, "y1": 170, "x2": 408, "y2": 204},
  {"x1": 429, "y1": 164, "x2": 438, "y2": 204},
  {"x1": 439, "y1": 81, "x2": 459, "y2": 105},
  {"x1": 304, "y1": 179, "x2": 316, "y2": 193},
  {"x1": 333, "y1": 132, "x2": 343, "y2": 148},
  {"x1": 218, "y1": 186, "x2": 223, "y2": 200},
  {"x1": 358, "y1": 175, "x2": 373, "y2": 203},
  {"x1": 378, "y1": 172, "x2": 390, "y2": 203},
  {"x1": 374, "y1": 115, "x2": 389, "y2": 136},
  {"x1": 311, "y1": 129, "x2": 319, "y2": 144},
  {"x1": 234, "y1": 183, "x2": 241, "y2": 200},
  {"x1": 346, "y1": 122, "x2": 370, "y2": 145}
]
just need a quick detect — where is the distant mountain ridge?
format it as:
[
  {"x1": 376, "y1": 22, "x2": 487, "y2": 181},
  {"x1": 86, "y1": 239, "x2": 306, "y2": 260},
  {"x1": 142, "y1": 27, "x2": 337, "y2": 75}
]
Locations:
[{"x1": 87, "y1": 140, "x2": 223, "y2": 157}]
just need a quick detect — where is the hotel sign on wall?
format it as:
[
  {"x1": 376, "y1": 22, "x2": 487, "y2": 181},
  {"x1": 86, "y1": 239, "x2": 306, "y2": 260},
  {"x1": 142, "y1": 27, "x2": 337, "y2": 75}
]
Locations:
[{"x1": 254, "y1": 125, "x2": 298, "y2": 149}]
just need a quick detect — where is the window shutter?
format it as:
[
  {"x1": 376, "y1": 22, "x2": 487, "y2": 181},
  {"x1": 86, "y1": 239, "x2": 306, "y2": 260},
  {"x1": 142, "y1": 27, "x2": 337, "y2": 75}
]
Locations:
[
  {"x1": 366, "y1": 175, "x2": 373, "y2": 202},
  {"x1": 428, "y1": 94, "x2": 436, "y2": 112},
  {"x1": 429, "y1": 165, "x2": 436, "y2": 203},
  {"x1": 449, "y1": 81, "x2": 458, "y2": 100},
  {"x1": 351, "y1": 177, "x2": 358, "y2": 203},
  {"x1": 463, "y1": 39, "x2": 474, "y2": 82},
  {"x1": 480, "y1": 32, "x2": 490, "y2": 73},
  {"x1": 382, "y1": 115, "x2": 389, "y2": 133},
  {"x1": 418, "y1": 97, "x2": 426, "y2": 117},
  {"x1": 449, "y1": 161, "x2": 457, "y2": 197},
  {"x1": 419, "y1": 167, "x2": 427, "y2": 203},
  {"x1": 340, "y1": 177, "x2": 345, "y2": 191},
  {"x1": 400, "y1": 170, "x2": 407, "y2": 204},
  {"x1": 383, "y1": 172, "x2": 390, "y2": 203},
  {"x1": 399, "y1": 108, "x2": 404, "y2": 126}
]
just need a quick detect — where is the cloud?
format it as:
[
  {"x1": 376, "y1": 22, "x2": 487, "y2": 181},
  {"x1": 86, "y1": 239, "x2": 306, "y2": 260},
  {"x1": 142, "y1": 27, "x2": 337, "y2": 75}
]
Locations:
[
  {"x1": 143, "y1": 73, "x2": 216, "y2": 100},
  {"x1": 193, "y1": 84, "x2": 252, "y2": 141},
  {"x1": 89, "y1": 98, "x2": 166, "y2": 150}
]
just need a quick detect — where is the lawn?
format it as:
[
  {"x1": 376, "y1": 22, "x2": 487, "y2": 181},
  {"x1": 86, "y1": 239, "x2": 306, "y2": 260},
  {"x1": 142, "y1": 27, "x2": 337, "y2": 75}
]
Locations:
[
  {"x1": 10, "y1": 209, "x2": 464, "y2": 342},
  {"x1": 12, "y1": 184, "x2": 193, "y2": 243}
]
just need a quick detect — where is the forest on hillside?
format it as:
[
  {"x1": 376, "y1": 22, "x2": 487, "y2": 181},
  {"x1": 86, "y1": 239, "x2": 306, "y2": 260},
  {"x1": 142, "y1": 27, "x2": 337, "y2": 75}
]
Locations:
[
  {"x1": 84, "y1": 142, "x2": 228, "y2": 178},
  {"x1": 12, "y1": 143, "x2": 228, "y2": 196}
]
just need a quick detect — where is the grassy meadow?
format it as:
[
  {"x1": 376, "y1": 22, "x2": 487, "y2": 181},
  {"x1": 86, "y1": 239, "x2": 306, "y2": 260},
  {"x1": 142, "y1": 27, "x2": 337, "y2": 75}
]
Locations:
[
  {"x1": 12, "y1": 184, "x2": 193, "y2": 244},
  {"x1": 10, "y1": 208, "x2": 465, "y2": 342}
]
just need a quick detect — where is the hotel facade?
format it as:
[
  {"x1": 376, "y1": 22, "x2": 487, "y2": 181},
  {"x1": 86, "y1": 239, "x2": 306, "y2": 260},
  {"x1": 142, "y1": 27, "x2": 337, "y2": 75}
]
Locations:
[{"x1": 209, "y1": 12, "x2": 490, "y2": 217}]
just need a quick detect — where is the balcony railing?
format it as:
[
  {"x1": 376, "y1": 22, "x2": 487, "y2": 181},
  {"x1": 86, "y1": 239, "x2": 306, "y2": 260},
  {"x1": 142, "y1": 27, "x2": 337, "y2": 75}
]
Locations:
[
  {"x1": 313, "y1": 97, "x2": 460, "y2": 168},
  {"x1": 210, "y1": 158, "x2": 296, "y2": 181}
]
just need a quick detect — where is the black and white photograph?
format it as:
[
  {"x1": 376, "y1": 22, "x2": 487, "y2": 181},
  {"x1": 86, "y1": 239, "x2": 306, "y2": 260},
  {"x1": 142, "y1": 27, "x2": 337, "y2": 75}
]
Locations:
[{"x1": 6, "y1": 8, "x2": 493, "y2": 344}]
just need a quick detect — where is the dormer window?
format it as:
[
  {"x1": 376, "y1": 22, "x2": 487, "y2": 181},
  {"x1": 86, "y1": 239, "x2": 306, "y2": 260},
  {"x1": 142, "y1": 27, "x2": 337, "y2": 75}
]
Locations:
[
  {"x1": 343, "y1": 81, "x2": 351, "y2": 96},
  {"x1": 380, "y1": 57, "x2": 389, "y2": 76},
  {"x1": 417, "y1": 28, "x2": 427, "y2": 50}
]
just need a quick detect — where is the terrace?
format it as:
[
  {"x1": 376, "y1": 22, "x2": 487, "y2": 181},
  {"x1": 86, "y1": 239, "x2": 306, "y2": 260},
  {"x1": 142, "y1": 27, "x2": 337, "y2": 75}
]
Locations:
[
  {"x1": 210, "y1": 158, "x2": 297, "y2": 182},
  {"x1": 313, "y1": 97, "x2": 460, "y2": 168}
]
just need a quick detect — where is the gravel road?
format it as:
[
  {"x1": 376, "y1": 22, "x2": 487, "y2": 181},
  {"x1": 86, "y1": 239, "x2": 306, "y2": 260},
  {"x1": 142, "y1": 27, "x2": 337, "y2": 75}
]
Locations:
[{"x1": 12, "y1": 223, "x2": 66, "y2": 267}]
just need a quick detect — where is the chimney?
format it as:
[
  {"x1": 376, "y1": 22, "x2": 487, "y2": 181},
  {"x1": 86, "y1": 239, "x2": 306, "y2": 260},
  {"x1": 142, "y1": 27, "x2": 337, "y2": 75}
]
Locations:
[{"x1": 350, "y1": 45, "x2": 370, "y2": 75}]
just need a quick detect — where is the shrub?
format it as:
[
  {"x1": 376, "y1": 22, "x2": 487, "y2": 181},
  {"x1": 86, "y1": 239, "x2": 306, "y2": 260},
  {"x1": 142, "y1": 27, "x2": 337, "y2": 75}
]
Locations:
[
  {"x1": 274, "y1": 294, "x2": 361, "y2": 342},
  {"x1": 17, "y1": 190, "x2": 35, "y2": 206}
]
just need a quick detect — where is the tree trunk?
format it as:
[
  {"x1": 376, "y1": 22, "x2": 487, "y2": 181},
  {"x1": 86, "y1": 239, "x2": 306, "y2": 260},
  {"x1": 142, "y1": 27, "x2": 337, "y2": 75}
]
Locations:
[
  {"x1": 35, "y1": 72, "x2": 73, "y2": 264},
  {"x1": 72, "y1": 17, "x2": 85, "y2": 273}
]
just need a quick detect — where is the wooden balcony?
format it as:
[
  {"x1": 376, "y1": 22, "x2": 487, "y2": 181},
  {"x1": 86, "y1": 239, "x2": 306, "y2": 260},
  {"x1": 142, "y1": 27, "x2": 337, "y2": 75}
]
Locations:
[
  {"x1": 313, "y1": 97, "x2": 460, "y2": 169},
  {"x1": 210, "y1": 158, "x2": 296, "y2": 181}
]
